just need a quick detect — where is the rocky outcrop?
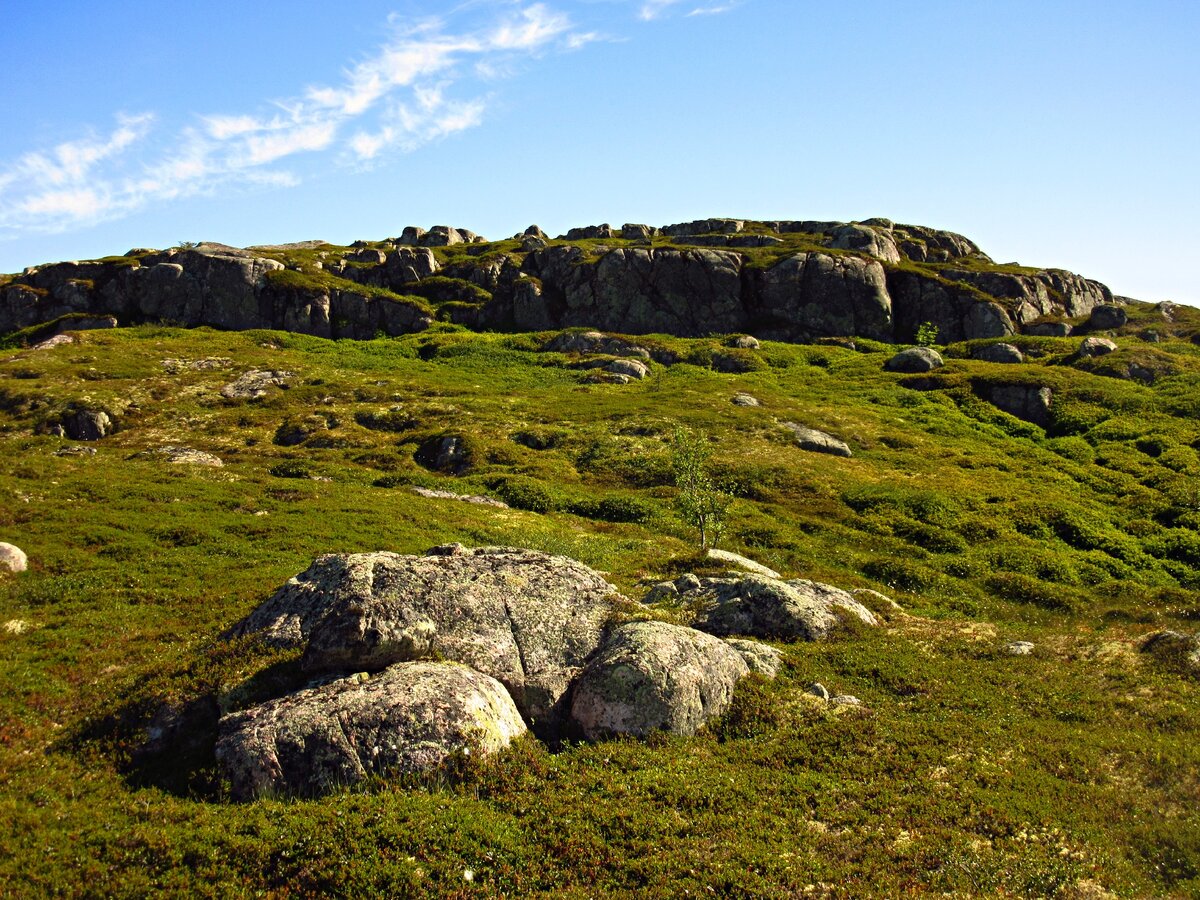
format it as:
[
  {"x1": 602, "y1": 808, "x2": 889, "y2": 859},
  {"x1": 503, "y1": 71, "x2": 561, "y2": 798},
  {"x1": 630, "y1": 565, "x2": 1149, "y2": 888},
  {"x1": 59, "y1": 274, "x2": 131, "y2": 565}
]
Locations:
[
  {"x1": 515, "y1": 246, "x2": 748, "y2": 336},
  {"x1": 216, "y1": 662, "x2": 526, "y2": 800},
  {"x1": 228, "y1": 546, "x2": 622, "y2": 731},
  {"x1": 569, "y1": 621, "x2": 749, "y2": 739},
  {"x1": 683, "y1": 574, "x2": 878, "y2": 641},
  {"x1": 2, "y1": 217, "x2": 1124, "y2": 348},
  {"x1": 755, "y1": 253, "x2": 892, "y2": 341},
  {"x1": 1087, "y1": 304, "x2": 1128, "y2": 331}
]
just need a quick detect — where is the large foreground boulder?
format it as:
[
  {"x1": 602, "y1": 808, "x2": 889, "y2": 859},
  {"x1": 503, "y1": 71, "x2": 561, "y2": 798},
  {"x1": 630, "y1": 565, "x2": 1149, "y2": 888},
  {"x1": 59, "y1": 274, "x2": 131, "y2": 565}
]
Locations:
[
  {"x1": 684, "y1": 575, "x2": 878, "y2": 641},
  {"x1": 570, "y1": 621, "x2": 749, "y2": 739},
  {"x1": 216, "y1": 662, "x2": 526, "y2": 800},
  {"x1": 227, "y1": 546, "x2": 623, "y2": 729}
]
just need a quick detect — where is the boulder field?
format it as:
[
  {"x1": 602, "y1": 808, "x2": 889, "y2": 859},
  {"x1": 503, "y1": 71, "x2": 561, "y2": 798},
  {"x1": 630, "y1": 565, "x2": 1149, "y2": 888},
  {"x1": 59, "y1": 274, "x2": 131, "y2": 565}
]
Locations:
[
  {"x1": 1, "y1": 218, "x2": 1115, "y2": 345},
  {"x1": 219, "y1": 544, "x2": 878, "y2": 800}
]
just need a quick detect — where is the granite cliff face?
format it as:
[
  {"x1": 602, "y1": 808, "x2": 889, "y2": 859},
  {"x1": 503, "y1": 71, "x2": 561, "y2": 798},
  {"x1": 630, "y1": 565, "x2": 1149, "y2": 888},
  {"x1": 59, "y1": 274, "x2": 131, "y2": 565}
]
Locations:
[{"x1": 1, "y1": 218, "x2": 1117, "y2": 344}]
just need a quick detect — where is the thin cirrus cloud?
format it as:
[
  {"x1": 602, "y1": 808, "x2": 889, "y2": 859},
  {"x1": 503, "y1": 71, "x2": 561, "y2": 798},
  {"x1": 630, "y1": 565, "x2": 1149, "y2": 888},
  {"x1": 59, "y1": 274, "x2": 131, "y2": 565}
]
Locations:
[
  {"x1": 0, "y1": 3, "x2": 577, "y2": 237},
  {"x1": 0, "y1": 1, "x2": 744, "y2": 238}
]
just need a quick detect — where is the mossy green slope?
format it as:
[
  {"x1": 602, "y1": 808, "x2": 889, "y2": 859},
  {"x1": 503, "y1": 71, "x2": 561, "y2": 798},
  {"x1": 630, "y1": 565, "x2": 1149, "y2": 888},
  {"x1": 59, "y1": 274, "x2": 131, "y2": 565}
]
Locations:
[{"x1": 0, "y1": 322, "x2": 1198, "y2": 897}]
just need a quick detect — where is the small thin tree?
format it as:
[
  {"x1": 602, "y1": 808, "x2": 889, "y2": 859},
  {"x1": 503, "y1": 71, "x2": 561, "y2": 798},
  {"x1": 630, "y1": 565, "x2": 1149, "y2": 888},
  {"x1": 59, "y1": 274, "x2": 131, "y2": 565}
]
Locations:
[{"x1": 670, "y1": 426, "x2": 732, "y2": 550}]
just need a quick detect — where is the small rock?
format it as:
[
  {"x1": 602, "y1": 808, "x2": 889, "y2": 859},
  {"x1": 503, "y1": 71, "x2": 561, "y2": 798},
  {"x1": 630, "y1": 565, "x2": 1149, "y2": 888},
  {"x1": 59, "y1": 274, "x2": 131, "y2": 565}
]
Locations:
[
  {"x1": 728, "y1": 335, "x2": 760, "y2": 349},
  {"x1": 830, "y1": 695, "x2": 862, "y2": 707},
  {"x1": 1025, "y1": 321, "x2": 1072, "y2": 337},
  {"x1": 675, "y1": 573, "x2": 702, "y2": 593},
  {"x1": 1003, "y1": 641, "x2": 1036, "y2": 656},
  {"x1": 807, "y1": 682, "x2": 831, "y2": 701},
  {"x1": 32, "y1": 334, "x2": 75, "y2": 350},
  {"x1": 605, "y1": 359, "x2": 649, "y2": 380},
  {"x1": 731, "y1": 392, "x2": 760, "y2": 407},
  {"x1": 53, "y1": 446, "x2": 96, "y2": 457},
  {"x1": 158, "y1": 447, "x2": 224, "y2": 467},
  {"x1": 411, "y1": 487, "x2": 509, "y2": 508},
  {"x1": 706, "y1": 548, "x2": 781, "y2": 579},
  {"x1": 3, "y1": 618, "x2": 32, "y2": 634},
  {"x1": 220, "y1": 370, "x2": 295, "y2": 401},
  {"x1": 972, "y1": 343, "x2": 1024, "y2": 364},
  {"x1": 782, "y1": 422, "x2": 852, "y2": 458},
  {"x1": 0, "y1": 543, "x2": 28, "y2": 574},
  {"x1": 1078, "y1": 336, "x2": 1118, "y2": 357},
  {"x1": 724, "y1": 638, "x2": 783, "y2": 677},
  {"x1": 58, "y1": 408, "x2": 113, "y2": 441},
  {"x1": 885, "y1": 347, "x2": 944, "y2": 373}
]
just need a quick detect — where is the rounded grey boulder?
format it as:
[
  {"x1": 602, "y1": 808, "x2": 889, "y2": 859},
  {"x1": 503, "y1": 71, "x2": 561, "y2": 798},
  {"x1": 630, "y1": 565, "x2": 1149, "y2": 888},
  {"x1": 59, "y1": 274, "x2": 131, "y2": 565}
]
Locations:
[
  {"x1": 973, "y1": 343, "x2": 1024, "y2": 364},
  {"x1": 216, "y1": 661, "x2": 526, "y2": 800},
  {"x1": 782, "y1": 422, "x2": 852, "y2": 458},
  {"x1": 570, "y1": 621, "x2": 749, "y2": 740},
  {"x1": 1087, "y1": 305, "x2": 1127, "y2": 330},
  {"x1": 0, "y1": 542, "x2": 27, "y2": 574},
  {"x1": 686, "y1": 575, "x2": 878, "y2": 641},
  {"x1": 885, "y1": 347, "x2": 944, "y2": 373},
  {"x1": 1078, "y1": 336, "x2": 1118, "y2": 357},
  {"x1": 227, "y1": 546, "x2": 624, "y2": 730}
]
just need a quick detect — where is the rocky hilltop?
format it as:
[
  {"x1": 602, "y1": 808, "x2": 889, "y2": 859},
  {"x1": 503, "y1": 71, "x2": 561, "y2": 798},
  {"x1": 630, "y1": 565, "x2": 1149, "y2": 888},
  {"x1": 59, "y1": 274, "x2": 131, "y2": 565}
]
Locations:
[{"x1": 1, "y1": 217, "x2": 1121, "y2": 344}]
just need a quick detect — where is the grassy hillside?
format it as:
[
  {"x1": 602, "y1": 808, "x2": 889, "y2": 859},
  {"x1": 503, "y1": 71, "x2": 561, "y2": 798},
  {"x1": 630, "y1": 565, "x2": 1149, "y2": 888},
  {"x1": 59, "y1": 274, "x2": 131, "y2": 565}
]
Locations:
[{"x1": 1, "y1": 320, "x2": 1198, "y2": 897}]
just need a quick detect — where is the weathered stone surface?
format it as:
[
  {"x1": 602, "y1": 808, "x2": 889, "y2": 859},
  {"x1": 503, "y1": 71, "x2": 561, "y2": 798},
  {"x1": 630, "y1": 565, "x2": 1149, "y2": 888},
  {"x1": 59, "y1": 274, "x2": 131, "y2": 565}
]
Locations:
[
  {"x1": 152, "y1": 446, "x2": 224, "y2": 467},
  {"x1": 1087, "y1": 304, "x2": 1128, "y2": 330},
  {"x1": 216, "y1": 662, "x2": 527, "y2": 800},
  {"x1": 522, "y1": 246, "x2": 748, "y2": 337},
  {"x1": 51, "y1": 408, "x2": 114, "y2": 441},
  {"x1": 523, "y1": 225, "x2": 547, "y2": 239},
  {"x1": 973, "y1": 343, "x2": 1024, "y2": 364},
  {"x1": 621, "y1": 223, "x2": 656, "y2": 240},
  {"x1": 1078, "y1": 336, "x2": 1118, "y2": 357},
  {"x1": 570, "y1": 621, "x2": 749, "y2": 739},
  {"x1": 0, "y1": 542, "x2": 27, "y2": 574},
  {"x1": 724, "y1": 638, "x2": 783, "y2": 677},
  {"x1": 605, "y1": 358, "x2": 650, "y2": 380},
  {"x1": 32, "y1": 334, "x2": 75, "y2": 350},
  {"x1": 782, "y1": 422, "x2": 852, "y2": 458},
  {"x1": 563, "y1": 224, "x2": 614, "y2": 240},
  {"x1": 885, "y1": 347, "x2": 944, "y2": 373},
  {"x1": 807, "y1": 682, "x2": 831, "y2": 700},
  {"x1": 661, "y1": 218, "x2": 744, "y2": 236},
  {"x1": 411, "y1": 487, "x2": 508, "y2": 508},
  {"x1": 984, "y1": 384, "x2": 1053, "y2": 427},
  {"x1": 1004, "y1": 641, "x2": 1036, "y2": 656},
  {"x1": 1026, "y1": 321, "x2": 1072, "y2": 337},
  {"x1": 829, "y1": 223, "x2": 901, "y2": 263},
  {"x1": 706, "y1": 549, "x2": 781, "y2": 579},
  {"x1": 757, "y1": 252, "x2": 892, "y2": 342},
  {"x1": 731, "y1": 392, "x2": 760, "y2": 407},
  {"x1": 728, "y1": 335, "x2": 760, "y2": 349},
  {"x1": 685, "y1": 574, "x2": 877, "y2": 642},
  {"x1": 227, "y1": 547, "x2": 623, "y2": 729},
  {"x1": 220, "y1": 370, "x2": 295, "y2": 401}
]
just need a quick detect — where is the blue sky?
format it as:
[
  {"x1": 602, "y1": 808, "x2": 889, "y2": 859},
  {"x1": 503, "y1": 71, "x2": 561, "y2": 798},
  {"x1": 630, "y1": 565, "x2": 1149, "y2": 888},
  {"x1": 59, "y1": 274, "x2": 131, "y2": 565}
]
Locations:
[{"x1": 2, "y1": 0, "x2": 1198, "y2": 304}]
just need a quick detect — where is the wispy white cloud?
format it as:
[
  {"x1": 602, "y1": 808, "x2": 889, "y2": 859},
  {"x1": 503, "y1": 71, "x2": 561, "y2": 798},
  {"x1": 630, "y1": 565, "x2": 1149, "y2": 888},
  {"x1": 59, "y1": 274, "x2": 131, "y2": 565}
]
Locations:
[
  {"x1": 0, "y1": 0, "x2": 746, "y2": 237},
  {"x1": 638, "y1": 0, "x2": 685, "y2": 20},
  {"x1": 687, "y1": 1, "x2": 743, "y2": 15}
]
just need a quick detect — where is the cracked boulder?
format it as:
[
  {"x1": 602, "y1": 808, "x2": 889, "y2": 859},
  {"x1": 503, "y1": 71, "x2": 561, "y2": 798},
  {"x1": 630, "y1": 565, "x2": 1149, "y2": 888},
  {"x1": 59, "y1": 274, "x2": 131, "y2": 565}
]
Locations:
[
  {"x1": 226, "y1": 545, "x2": 625, "y2": 732},
  {"x1": 569, "y1": 621, "x2": 749, "y2": 739},
  {"x1": 682, "y1": 574, "x2": 878, "y2": 641},
  {"x1": 216, "y1": 662, "x2": 527, "y2": 800}
]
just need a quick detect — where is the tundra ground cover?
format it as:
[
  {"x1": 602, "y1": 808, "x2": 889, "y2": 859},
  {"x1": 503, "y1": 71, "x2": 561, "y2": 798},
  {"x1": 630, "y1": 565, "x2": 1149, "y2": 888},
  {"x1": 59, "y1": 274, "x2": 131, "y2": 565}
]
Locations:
[{"x1": 1, "y1": 322, "x2": 1197, "y2": 897}]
